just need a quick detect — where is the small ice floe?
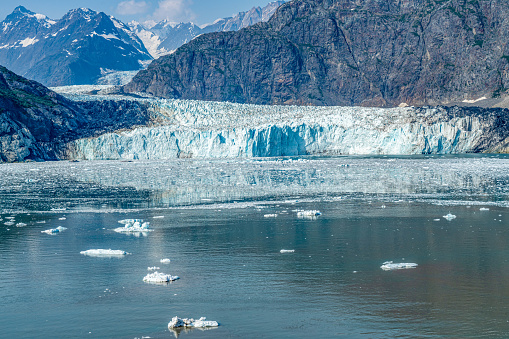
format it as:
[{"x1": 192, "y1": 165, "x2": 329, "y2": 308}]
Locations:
[
  {"x1": 381, "y1": 261, "x2": 418, "y2": 271},
  {"x1": 80, "y1": 249, "x2": 130, "y2": 257},
  {"x1": 114, "y1": 219, "x2": 152, "y2": 234},
  {"x1": 443, "y1": 213, "x2": 456, "y2": 221},
  {"x1": 280, "y1": 249, "x2": 295, "y2": 253},
  {"x1": 36, "y1": 220, "x2": 46, "y2": 224},
  {"x1": 168, "y1": 316, "x2": 218, "y2": 329},
  {"x1": 41, "y1": 226, "x2": 67, "y2": 234},
  {"x1": 480, "y1": 207, "x2": 490, "y2": 211},
  {"x1": 264, "y1": 214, "x2": 278, "y2": 218},
  {"x1": 152, "y1": 216, "x2": 164, "y2": 219},
  {"x1": 51, "y1": 208, "x2": 66, "y2": 211},
  {"x1": 143, "y1": 272, "x2": 179, "y2": 283},
  {"x1": 433, "y1": 219, "x2": 441, "y2": 221},
  {"x1": 148, "y1": 266, "x2": 160, "y2": 271},
  {"x1": 297, "y1": 210, "x2": 322, "y2": 219},
  {"x1": 6, "y1": 216, "x2": 15, "y2": 220},
  {"x1": 160, "y1": 258, "x2": 171, "y2": 264},
  {"x1": 58, "y1": 217, "x2": 66, "y2": 220},
  {"x1": 16, "y1": 222, "x2": 27, "y2": 227},
  {"x1": 4, "y1": 221, "x2": 14, "y2": 226}
]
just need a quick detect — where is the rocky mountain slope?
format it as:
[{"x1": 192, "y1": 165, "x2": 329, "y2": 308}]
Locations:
[
  {"x1": 0, "y1": 66, "x2": 150, "y2": 162},
  {"x1": 0, "y1": 6, "x2": 152, "y2": 86},
  {"x1": 129, "y1": 1, "x2": 286, "y2": 58},
  {"x1": 124, "y1": 0, "x2": 509, "y2": 107}
]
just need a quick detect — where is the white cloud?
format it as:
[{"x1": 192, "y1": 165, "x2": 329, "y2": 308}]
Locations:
[
  {"x1": 116, "y1": 0, "x2": 149, "y2": 16},
  {"x1": 152, "y1": 0, "x2": 195, "y2": 22}
]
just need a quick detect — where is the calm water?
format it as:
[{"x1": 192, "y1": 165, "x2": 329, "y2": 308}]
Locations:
[{"x1": 1, "y1": 155, "x2": 508, "y2": 338}]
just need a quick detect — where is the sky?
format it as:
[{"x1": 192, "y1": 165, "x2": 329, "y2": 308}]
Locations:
[{"x1": 0, "y1": 0, "x2": 279, "y2": 25}]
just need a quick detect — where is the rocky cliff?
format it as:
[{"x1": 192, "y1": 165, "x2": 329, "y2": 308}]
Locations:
[
  {"x1": 0, "y1": 66, "x2": 150, "y2": 162},
  {"x1": 124, "y1": 0, "x2": 509, "y2": 107}
]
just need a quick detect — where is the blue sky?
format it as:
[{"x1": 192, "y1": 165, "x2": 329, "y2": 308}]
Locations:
[{"x1": 0, "y1": 0, "x2": 280, "y2": 25}]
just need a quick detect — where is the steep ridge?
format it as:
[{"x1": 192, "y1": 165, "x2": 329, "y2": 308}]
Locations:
[
  {"x1": 125, "y1": 0, "x2": 509, "y2": 107},
  {"x1": 0, "y1": 6, "x2": 152, "y2": 86},
  {"x1": 129, "y1": 1, "x2": 286, "y2": 58},
  {"x1": 0, "y1": 66, "x2": 150, "y2": 162}
]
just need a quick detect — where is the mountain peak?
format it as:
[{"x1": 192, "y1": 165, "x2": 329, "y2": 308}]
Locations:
[{"x1": 13, "y1": 6, "x2": 34, "y2": 15}]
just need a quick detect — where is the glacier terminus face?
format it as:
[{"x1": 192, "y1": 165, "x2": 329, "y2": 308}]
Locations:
[{"x1": 58, "y1": 90, "x2": 508, "y2": 160}]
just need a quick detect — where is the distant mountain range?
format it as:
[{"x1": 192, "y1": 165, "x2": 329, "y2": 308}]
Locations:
[
  {"x1": 0, "y1": 6, "x2": 152, "y2": 86},
  {"x1": 0, "y1": 1, "x2": 286, "y2": 87},
  {"x1": 129, "y1": 1, "x2": 286, "y2": 58},
  {"x1": 125, "y1": 0, "x2": 509, "y2": 107}
]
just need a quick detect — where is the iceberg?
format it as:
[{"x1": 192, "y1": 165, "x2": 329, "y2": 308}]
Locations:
[
  {"x1": 381, "y1": 261, "x2": 418, "y2": 271},
  {"x1": 443, "y1": 213, "x2": 457, "y2": 221},
  {"x1": 168, "y1": 316, "x2": 218, "y2": 329},
  {"x1": 114, "y1": 219, "x2": 152, "y2": 234},
  {"x1": 280, "y1": 249, "x2": 295, "y2": 253},
  {"x1": 80, "y1": 249, "x2": 130, "y2": 257},
  {"x1": 143, "y1": 272, "x2": 179, "y2": 283},
  {"x1": 41, "y1": 226, "x2": 67, "y2": 234},
  {"x1": 297, "y1": 210, "x2": 322, "y2": 219},
  {"x1": 160, "y1": 258, "x2": 171, "y2": 264}
]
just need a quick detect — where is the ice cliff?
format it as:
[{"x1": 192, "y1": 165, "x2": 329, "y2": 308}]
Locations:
[{"x1": 63, "y1": 97, "x2": 509, "y2": 159}]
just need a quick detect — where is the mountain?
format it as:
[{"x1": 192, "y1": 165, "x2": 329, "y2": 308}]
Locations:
[
  {"x1": 0, "y1": 6, "x2": 152, "y2": 86},
  {"x1": 124, "y1": 0, "x2": 509, "y2": 107},
  {"x1": 0, "y1": 65, "x2": 150, "y2": 162},
  {"x1": 129, "y1": 1, "x2": 286, "y2": 58}
]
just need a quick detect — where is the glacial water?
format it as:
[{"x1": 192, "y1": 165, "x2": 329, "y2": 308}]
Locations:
[{"x1": 1, "y1": 155, "x2": 508, "y2": 338}]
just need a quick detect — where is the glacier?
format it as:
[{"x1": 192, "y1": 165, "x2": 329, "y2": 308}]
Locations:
[{"x1": 55, "y1": 90, "x2": 509, "y2": 160}]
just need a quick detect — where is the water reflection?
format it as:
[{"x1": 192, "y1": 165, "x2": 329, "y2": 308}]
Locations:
[{"x1": 0, "y1": 155, "x2": 507, "y2": 213}]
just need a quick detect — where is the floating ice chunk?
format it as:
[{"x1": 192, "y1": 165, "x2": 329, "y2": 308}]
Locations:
[
  {"x1": 36, "y1": 220, "x2": 46, "y2": 224},
  {"x1": 443, "y1": 213, "x2": 456, "y2": 221},
  {"x1": 6, "y1": 216, "x2": 15, "y2": 220},
  {"x1": 148, "y1": 266, "x2": 160, "y2": 271},
  {"x1": 80, "y1": 249, "x2": 130, "y2": 257},
  {"x1": 4, "y1": 221, "x2": 15, "y2": 226},
  {"x1": 381, "y1": 261, "x2": 418, "y2": 271},
  {"x1": 152, "y1": 216, "x2": 164, "y2": 219},
  {"x1": 114, "y1": 219, "x2": 152, "y2": 234},
  {"x1": 297, "y1": 210, "x2": 322, "y2": 219},
  {"x1": 280, "y1": 249, "x2": 295, "y2": 253},
  {"x1": 16, "y1": 222, "x2": 27, "y2": 227},
  {"x1": 143, "y1": 272, "x2": 179, "y2": 283},
  {"x1": 433, "y1": 219, "x2": 441, "y2": 221},
  {"x1": 480, "y1": 207, "x2": 490, "y2": 211},
  {"x1": 118, "y1": 219, "x2": 143, "y2": 224},
  {"x1": 168, "y1": 316, "x2": 218, "y2": 329},
  {"x1": 264, "y1": 214, "x2": 277, "y2": 218},
  {"x1": 58, "y1": 217, "x2": 66, "y2": 220},
  {"x1": 160, "y1": 258, "x2": 171, "y2": 264},
  {"x1": 41, "y1": 226, "x2": 67, "y2": 234}
]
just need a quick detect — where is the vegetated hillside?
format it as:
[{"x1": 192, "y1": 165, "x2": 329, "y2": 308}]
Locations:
[
  {"x1": 0, "y1": 65, "x2": 150, "y2": 162},
  {"x1": 125, "y1": 0, "x2": 509, "y2": 107},
  {"x1": 0, "y1": 6, "x2": 152, "y2": 86}
]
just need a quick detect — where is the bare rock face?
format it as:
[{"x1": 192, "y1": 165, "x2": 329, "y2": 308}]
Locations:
[
  {"x1": 0, "y1": 66, "x2": 150, "y2": 162},
  {"x1": 124, "y1": 0, "x2": 509, "y2": 107}
]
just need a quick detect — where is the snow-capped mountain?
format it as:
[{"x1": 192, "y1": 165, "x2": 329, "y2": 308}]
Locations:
[
  {"x1": 129, "y1": 0, "x2": 286, "y2": 58},
  {"x1": 0, "y1": 6, "x2": 152, "y2": 86}
]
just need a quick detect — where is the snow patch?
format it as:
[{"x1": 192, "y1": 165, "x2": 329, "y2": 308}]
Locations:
[{"x1": 19, "y1": 37, "x2": 39, "y2": 47}]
